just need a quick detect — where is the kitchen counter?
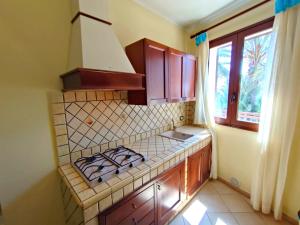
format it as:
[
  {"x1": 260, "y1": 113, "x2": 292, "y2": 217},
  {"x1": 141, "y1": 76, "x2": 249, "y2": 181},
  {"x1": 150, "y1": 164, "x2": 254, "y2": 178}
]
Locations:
[{"x1": 58, "y1": 125, "x2": 211, "y2": 224}]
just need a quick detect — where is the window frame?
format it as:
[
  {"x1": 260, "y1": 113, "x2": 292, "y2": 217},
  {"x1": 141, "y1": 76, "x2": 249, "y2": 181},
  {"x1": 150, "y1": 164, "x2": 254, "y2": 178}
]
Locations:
[{"x1": 209, "y1": 17, "x2": 274, "y2": 132}]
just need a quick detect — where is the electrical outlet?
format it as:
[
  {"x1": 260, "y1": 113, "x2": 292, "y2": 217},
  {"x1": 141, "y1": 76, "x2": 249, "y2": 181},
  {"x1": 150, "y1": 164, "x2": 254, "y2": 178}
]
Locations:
[{"x1": 230, "y1": 177, "x2": 240, "y2": 188}]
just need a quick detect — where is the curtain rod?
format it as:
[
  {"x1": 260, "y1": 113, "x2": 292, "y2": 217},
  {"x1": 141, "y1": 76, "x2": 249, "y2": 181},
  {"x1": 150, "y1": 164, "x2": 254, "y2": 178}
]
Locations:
[{"x1": 190, "y1": 0, "x2": 272, "y2": 39}]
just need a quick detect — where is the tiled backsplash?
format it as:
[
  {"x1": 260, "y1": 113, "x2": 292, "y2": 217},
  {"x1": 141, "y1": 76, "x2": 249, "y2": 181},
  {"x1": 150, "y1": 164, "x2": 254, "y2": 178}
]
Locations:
[{"x1": 51, "y1": 90, "x2": 195, "y2": 166}]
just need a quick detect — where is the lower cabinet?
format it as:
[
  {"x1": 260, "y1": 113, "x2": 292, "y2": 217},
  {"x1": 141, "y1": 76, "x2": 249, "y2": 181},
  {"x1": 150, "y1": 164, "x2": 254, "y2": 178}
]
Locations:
[
  {"x1": 156, "y1": 162, "x2": 185, "y2": 225},
  {"x1": 99, "y1": 143, "x2": 211, "y2": 225},
  {"x1": 187, "y1": 143, "x2": 212, "y2": 196},
  {"x1": 99, "y1": 161, "x2": 185, "y2": 225}
]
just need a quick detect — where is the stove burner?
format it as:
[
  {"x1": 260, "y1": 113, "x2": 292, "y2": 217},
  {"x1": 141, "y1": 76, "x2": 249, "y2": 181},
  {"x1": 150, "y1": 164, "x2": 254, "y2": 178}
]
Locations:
[
  {"x1": 85, "y1": 155, "x2": 96, "y2": 163},
  {"x1": 103, "y1": 146, "x2": 145, "y2": 168},
  {"x1": 98, "y1": 165, "x2": 104, "y2": 171},
  {"x1": 73, "y1": 146, "x2": 145, "y2": 187}
]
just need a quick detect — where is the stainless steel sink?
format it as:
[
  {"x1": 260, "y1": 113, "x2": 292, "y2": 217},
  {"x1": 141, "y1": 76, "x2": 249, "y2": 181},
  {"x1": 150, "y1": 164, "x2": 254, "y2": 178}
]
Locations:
[{"x1": 159, "y1": 130, "x2": 194, "y2": 142}]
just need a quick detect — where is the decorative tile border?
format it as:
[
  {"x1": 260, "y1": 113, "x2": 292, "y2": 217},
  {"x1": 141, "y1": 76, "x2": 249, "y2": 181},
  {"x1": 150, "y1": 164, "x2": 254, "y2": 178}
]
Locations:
[{"x1": 50, "y1": 90, "x2": 195, "y2": 166}]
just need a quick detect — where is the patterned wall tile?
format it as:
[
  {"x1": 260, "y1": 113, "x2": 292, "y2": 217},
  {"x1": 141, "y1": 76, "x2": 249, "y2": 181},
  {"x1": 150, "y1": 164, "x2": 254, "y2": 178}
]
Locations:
[{"x1": 51, "y1": 91, "x2": 195, "y2": 164}]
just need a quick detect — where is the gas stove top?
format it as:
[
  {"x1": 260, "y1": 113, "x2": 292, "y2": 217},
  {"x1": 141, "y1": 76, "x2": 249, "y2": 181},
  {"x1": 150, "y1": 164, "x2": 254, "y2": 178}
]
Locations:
[{"x1": 73, "y1": 146, "x2": 145, "y2": 187}]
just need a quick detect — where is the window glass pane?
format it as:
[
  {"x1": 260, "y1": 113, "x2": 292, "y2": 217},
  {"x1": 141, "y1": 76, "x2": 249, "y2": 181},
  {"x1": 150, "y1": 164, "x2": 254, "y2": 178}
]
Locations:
[
  {"x1": 237, "y1": 29, "x2": 272, "y2": 123},
  {"x1": 209, "y1": 42, "x2": 232, "y2": 119}
]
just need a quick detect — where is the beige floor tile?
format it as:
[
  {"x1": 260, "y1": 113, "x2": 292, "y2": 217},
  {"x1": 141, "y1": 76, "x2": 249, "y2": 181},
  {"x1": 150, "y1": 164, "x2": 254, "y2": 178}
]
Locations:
[
  {"x1": 198, "y1": 182, "x2": 219, "y2": 195},
  {"x1": 211, "y1": 181, "x2": 237, "y2": 194},
  {"x1": 207, "y1": 212, "x2": 239, "y2": 225},
  {"x1": 170, "y1": 181, "x2": 293, "y2": 225},
  {"x1": 233, "y1": 212, "x2": 265, "y2": 225},
  {"x1": 197, "y1": 194, "x2": 230, "y2": 212},
  {"x1": 220, "y1": 193, "x2": 253, "y2": 212},
  {"x1": 182, "y1": 213, "x2": 212, "y2": 225}
]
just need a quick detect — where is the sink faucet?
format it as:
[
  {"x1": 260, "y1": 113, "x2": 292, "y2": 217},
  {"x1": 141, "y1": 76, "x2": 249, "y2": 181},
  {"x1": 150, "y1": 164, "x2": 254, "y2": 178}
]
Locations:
[{"x1": 171, "y1": 119, "x2": 176, "y2": 130}]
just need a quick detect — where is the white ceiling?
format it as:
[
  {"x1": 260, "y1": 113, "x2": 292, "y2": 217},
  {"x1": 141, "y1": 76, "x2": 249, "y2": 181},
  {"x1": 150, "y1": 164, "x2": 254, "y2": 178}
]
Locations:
[{"x1": 134, "y1": 0, "x2": 257, "y2": 26}]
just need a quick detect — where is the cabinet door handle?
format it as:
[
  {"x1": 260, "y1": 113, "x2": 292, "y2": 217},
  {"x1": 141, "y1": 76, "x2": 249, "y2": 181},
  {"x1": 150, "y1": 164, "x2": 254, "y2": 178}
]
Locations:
[
  {"x1": 132, "y1": 203, "x2": 137, "y2": 209},
  {"x1": 157, "y1": 184, "x2": 161, "y2": 191}
]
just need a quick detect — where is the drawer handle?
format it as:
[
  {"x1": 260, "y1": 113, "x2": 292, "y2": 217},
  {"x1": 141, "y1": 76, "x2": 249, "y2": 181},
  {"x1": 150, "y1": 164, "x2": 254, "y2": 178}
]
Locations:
[
  {"x1": 132, "y1": 203, "x2": 137, "y2": 209},
  {"x1": 132, "y1": 218, "x2": 137, "y2": 225},
  {"x1": 157, "y1": 184, "x2": 161, "y2": 191}
]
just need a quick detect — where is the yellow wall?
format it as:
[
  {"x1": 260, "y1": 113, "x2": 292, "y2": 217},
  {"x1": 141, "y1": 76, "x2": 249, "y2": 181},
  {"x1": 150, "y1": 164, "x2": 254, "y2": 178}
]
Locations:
[
  {"x1": 0, "y1": 0, "x2": 186, "y2": 225},
  {"x1": 187, "y1": 1, "x2": 300, "y2": 220},
  {"x1": 109, "y1": 0, "x2": 187, "y2": 51},
  {"x1": 0, "y1": 0, "x2": 71, "y2": 224}
]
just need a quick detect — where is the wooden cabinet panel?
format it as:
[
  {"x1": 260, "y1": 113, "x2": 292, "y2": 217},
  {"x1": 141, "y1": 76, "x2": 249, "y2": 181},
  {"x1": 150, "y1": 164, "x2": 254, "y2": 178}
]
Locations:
[
  {"x1": 182, "y1": 54, "x2": 197, "y2": 101},
  {"x1": 187, "y1": 150, "x2": 202, "y2": 196},
  {"x1": 168, "y1": 49, "x2": 184, "y2": 102},
  {"x1": 119, "y1": 198, "x2": 155, "y2": 225},
  {"x1": 100, "y1": 184, "x2": 155, "y2": 225},
  {"x1": 138, "y1": 209, "x2": 155, "y2": 225},
  {"x1": 157, "y1": 162, "x2": 185, "y2": 225},
  {"x1": 145, "y1": 43, "x2": 168, "y2": 103},
  {"x1": 200, "y1": 144, "x2": 212, "y2": 184},
  {"x1": 126, "y1": 39, "x2": 168, "y2": 105},
  {"x1": 187, "y1": 143, "x2": 212, "y2": 196}
]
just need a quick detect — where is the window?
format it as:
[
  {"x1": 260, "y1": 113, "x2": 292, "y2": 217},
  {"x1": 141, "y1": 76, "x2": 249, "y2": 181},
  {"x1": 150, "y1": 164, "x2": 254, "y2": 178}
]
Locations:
[{"x1": 209, "y1": 18, "x2": 274, "y2": 131}]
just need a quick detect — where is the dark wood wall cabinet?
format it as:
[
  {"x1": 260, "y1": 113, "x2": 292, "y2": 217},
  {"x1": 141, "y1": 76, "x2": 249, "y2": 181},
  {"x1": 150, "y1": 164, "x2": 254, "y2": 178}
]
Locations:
[
  {"x1": 182, "y1": 55, "x2": 197, "y2": 101},
  {"x1": 99, "y1": 143, "x2": 212, "y2": 225},
  {"x1": 125, "y1": 38, "x2": 197, "y2": 105}
]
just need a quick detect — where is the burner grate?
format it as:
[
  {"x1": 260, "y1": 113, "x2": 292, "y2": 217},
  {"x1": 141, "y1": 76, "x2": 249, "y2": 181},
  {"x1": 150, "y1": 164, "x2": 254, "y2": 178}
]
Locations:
[
  {"x1": 73, "y1": 146, "x2": 145, "y2": 186},
  {"x1": 103, "y1": 146, "x2": 145, "y2": 168}
]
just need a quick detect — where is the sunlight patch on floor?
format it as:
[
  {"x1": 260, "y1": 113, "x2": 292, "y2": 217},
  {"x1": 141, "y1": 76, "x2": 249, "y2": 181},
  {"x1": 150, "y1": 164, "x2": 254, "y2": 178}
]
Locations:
[
  {"x1": 182, "y1": 199, "x2": 207, "y2": 225},
  {"x1": 215, "y1": 218, "x2": 228, "y2": 225}
]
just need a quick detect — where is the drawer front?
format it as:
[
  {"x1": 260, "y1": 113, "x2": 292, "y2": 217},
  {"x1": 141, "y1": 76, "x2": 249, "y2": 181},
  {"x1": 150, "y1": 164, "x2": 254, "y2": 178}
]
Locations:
[
  {"x1": 119, "y1": 198, "x2": 155, "y2": 225},
  {"x1": 105, "y1": 185, "x2": 154, "y2": 225},
  {"x1": 138, "y1": 209, "x2": 155, "y2": 225}
]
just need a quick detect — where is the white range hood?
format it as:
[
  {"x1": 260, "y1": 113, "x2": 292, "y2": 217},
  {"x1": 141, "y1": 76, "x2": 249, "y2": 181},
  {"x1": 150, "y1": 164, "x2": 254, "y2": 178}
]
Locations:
[
  {"x1": 61, "y1": 0, "x2": 144, "y2": 91},
  {"x1": 68, "y1": 0, "x2": 135, "y2": 73}
]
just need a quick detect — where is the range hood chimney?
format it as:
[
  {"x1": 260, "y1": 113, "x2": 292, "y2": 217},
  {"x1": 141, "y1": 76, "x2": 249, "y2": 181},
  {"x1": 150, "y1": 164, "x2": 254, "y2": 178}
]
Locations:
[{"x1": 61, "y1": 0, "x2": 144, "y2": 91}]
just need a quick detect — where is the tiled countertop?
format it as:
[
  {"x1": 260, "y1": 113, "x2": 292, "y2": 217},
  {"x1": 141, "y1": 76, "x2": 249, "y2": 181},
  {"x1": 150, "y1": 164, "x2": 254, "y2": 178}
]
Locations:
[{"x1": 58, "y1": 125, "x2": 211, "y2": 213}]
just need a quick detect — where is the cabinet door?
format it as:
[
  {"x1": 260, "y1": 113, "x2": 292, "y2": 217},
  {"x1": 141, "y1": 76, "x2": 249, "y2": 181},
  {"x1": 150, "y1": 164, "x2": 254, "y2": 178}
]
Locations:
[
  {"x1": 200, "y1": 144, "x2": 212, "y2": 185},
  {"x1": 168, "y1": 48, "x2": 184, "y2": 102},
  {"x1": 182, "y1": 54, "x2": 197, "y2": 101},
  {"x1": 157, "y1": 162, "x2": 185, "y2": 225},
  {"x1": 187, "y1": 150, "x2": 201, "y2": 196},
  {"x1": 187, "y1": 142, "x2": 212, "y2": 196},
  {"x1": 145, "y1": 40, "x2": 168, "y2": 104}
]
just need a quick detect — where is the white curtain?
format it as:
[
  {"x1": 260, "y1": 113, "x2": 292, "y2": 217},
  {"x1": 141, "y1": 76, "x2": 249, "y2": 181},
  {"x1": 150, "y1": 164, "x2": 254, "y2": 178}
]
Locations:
[
  {"x1": 251, "y1": 5, "x2": 300, "y2": 219},
  {"x1": 194, "y1": 36, "x2": 218, "y2": 179}
]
